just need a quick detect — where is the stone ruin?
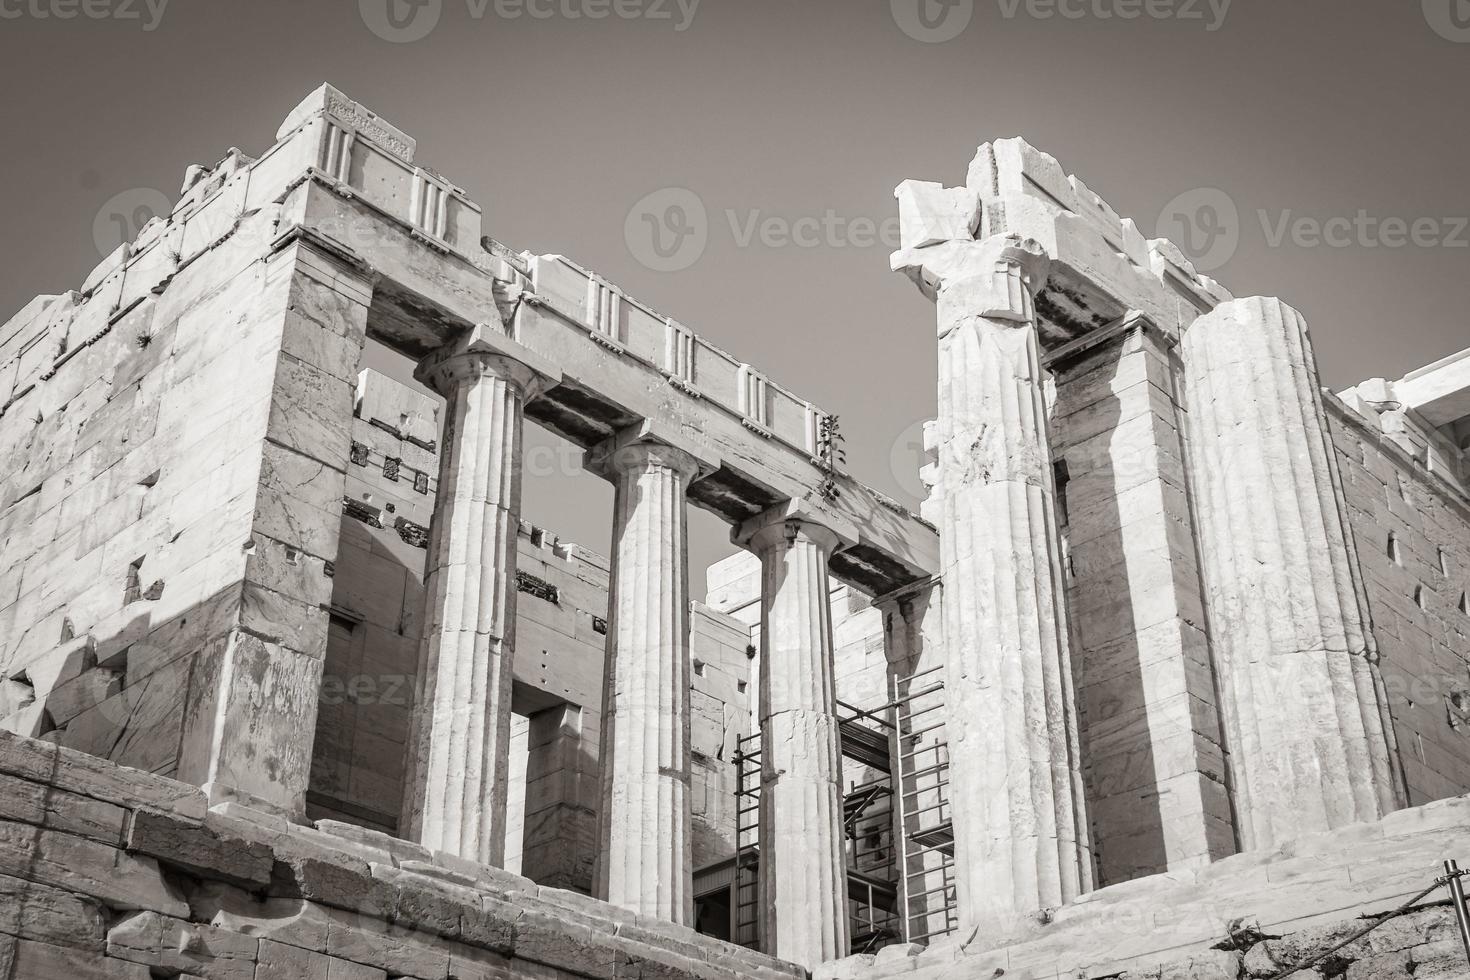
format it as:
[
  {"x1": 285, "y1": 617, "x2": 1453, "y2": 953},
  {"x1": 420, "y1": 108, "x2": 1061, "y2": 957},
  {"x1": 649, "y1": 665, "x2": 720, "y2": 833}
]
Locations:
[{"x1": 0, "y1": 84, "x2": 1468, "y2": 980}]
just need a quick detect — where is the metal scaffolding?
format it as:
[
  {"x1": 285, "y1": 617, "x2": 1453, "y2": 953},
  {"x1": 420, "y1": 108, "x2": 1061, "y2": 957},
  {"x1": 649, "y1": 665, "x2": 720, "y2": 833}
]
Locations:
[{"x1": 729, "y1": 666, "x2": 956, "y2": 956}]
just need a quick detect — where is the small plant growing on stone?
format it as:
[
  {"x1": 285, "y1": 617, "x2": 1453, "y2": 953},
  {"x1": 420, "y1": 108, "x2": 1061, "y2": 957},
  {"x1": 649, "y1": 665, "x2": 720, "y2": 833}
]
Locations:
[{"x1": 817, "y1": 415, "x2": 845, "y2": 503}]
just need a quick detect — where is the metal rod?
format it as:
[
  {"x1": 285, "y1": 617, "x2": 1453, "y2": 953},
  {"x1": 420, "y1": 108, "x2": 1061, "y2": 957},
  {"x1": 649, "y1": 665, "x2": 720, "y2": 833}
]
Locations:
[{"x1": 1447, "y1": 860, "x2": 1470, "y2": 968}]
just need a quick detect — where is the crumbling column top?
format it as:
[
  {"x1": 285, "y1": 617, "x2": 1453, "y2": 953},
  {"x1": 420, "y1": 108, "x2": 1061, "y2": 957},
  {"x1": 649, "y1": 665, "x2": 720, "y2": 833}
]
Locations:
[{"x1": 891, "y1": 226, "x2": 1051, "y2": 308}]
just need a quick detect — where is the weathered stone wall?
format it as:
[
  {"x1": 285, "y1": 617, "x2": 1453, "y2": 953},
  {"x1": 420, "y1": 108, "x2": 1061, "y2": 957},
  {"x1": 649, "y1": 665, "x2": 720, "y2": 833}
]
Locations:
[
  {"x1": 1329, "y1": 396, "x2": 1470, "y2": 806},
  {"x1": 0, "y1": 730, "x2": 804, "y2": 980},
  {"x1": 1050, "y1": 324, "x2": 1234, "y2": 887},
  {"x1": 0, "y1": 149, "x2": 372, "y2": 821}
]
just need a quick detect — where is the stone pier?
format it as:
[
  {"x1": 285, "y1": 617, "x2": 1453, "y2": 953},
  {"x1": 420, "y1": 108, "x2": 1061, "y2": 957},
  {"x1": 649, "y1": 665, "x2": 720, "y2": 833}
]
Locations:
[
  {"x1": 401, "y1": 326, "x2": 557, "y2": 865},
  {"x1": 1179, "y1": 296, "x2": 1404, "y2": 849},
  {"x1": 735, "y1": 502, "x2": 856, "y2": 969},
  {"x1": 893, "y1": 209, "x2": 1092, "y2": 928},
  {"x1": 589, "y1": 431, "x2": 705, "y2": 923}
]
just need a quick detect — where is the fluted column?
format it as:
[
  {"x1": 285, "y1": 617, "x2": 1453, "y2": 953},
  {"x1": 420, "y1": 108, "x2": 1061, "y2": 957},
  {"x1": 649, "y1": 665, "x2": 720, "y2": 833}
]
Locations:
[
  {"x1": 734, "y1": 504, "x2": 852, "y2": 969},
  {"x1": 1180, "y1": 296, "x2": 1404, "y2": 851},
  {"x1": 401, "y1": 345, "x2": 551, "y2": 864},
  {"x1": 893, "y1": 230, "x2": 1091, "y2": 930},
  {"x1": 588, "y1": 437, "x2": 702, "y2": 923}
]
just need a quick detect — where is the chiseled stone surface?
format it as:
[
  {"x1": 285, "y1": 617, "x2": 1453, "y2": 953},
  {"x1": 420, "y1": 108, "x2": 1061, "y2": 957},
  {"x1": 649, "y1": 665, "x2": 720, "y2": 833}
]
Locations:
[
  {"x1": 401, "y1": 345, "x2": 550, "y2": 867},
  {"x1": 735, "y1": 505, "x2": 853, "y2": 969},
  {"x1": 589, "y1": 437, "x2": 702, "y2": 924},
  {"x1": 893, "y1": 226, "x2": 1092, "y2": 926},
  {"x1": 1180, "y1": 297, "x2": 1403, "y2": 850}
]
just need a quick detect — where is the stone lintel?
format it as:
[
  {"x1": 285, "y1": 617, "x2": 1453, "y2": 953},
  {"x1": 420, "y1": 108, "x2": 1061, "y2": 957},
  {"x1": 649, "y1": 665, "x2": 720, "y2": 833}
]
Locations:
[
  {"x1": 1042, "y1": 309, "x2": 1174, "y2": 371},
  {"x1": 265, "y1": 228, "x2": 376, "y2": 306}
]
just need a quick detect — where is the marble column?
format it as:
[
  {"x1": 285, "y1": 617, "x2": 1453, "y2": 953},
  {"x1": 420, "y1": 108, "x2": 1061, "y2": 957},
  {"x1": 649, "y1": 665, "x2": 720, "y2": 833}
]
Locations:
[
  {"x1": 401, "y1": 343, "x2": 551, "y2": 865},
  {"x1": 1180, "y1": 296, "x2": 1404, "y2": 851},
  {"x1": 734, "y1": 503, "x2": 853, "y2": 969},
  {"x1": 588, "y1": 437, "x2": 702, "y2": 924},
  {"x1": 893, "y1": 230, "x2": 1092, "y2": 929}
]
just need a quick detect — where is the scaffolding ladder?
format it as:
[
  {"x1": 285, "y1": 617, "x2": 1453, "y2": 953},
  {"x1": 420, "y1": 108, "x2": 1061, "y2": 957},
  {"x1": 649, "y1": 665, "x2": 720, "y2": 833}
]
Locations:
[
  {"x1": 733, "y1": 733, "x2": 762, "y2": 950},
  {"x1": 890, "y1": 664, "x2": 957, "y2": 945}
]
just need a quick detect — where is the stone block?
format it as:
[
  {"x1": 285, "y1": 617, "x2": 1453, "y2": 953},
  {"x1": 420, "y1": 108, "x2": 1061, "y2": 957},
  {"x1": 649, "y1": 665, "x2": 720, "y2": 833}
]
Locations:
[
  {"x1": 321, "y1": 908, "x2": 452, "y2": 980},
  {"x1": 2, "y1": 701, "x2": 52, "y2": 737},
  {"x1": 42, "y1": 667, "x2": 124, "y2": 727},
  {"x1": 256, "y1": 938, "x2": 332, "y2": 980},
  {"x1": 8, "y1": 937, "x2": 151, "y2": 980},
  {"x1": 125, "y1": 807, "x2": 275, "y2": 889},
  {"x1": 894, "y1": 180, "x2": 982, "y2": 250},
  {"x1": 202, "y1": 890, "x2": 333, "y2": 952},
  {"x1": 513, "y1": 909, "x2": 619, "y2": 979},
  {"x1": 266, "y1": 355, "x2": 356, "y2": 469},
  {"x1": 0, "y1": 870, "x2": 107, "y2": 949},
  {"x1": 10, "y1": 635, "x2": 96, "y2": 696},
  {"x1": 105, "y1": 910, "x2": 259, "y2": 980},
  {"x1": 58, "y1": 655, "x2": 190, "y2": 775},
  {"x1": 0, "y1": 822, "x2": 188, "y2": 917},
  {"x1": 177, "y1": 630, "x2": 324, "y2": 817},
  {"x1": 0, "y1": 771, "x2": 128, "y2": 845},
  {"x1": 447, "y1": 945, "x2": 511, "y2": 980},
  {"x1": 256, "y1": 439, "x2": 349, "y2": 561}
]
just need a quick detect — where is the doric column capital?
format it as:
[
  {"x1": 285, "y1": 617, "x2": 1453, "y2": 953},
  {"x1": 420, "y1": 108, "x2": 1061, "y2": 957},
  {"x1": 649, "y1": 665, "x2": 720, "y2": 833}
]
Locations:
[
  {"x1": 892, "y1": 232, "x2": 1051, "y2": 323},
  {"x1": 731, "y1": 499, "x2": 859, "y2": 558},
  {"x1": 584, "y1": 421, "x2": 718, "y2": 484},
  {"x1": 414, "y1": 320, "x2": 560, "y2": 401}
]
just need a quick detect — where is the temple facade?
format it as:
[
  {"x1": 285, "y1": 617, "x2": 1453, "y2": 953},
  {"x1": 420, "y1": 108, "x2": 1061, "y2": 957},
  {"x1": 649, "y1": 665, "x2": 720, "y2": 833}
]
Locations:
[{"x1": 0, "y1": 85, "x2": 1468, "y2": 980}]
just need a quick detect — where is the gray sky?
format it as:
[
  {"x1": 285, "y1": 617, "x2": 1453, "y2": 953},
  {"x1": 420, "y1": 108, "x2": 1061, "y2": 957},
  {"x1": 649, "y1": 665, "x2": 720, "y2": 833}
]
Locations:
[{"x1": 2, "y1": 0, "x2": 1467, "y2": 591}]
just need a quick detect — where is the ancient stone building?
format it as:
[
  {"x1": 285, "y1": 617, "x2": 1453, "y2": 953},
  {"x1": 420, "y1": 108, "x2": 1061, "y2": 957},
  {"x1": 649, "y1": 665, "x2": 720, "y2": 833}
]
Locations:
[{"x1": 0, "y1": 85, "x2": 1468, "y2": 980}]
